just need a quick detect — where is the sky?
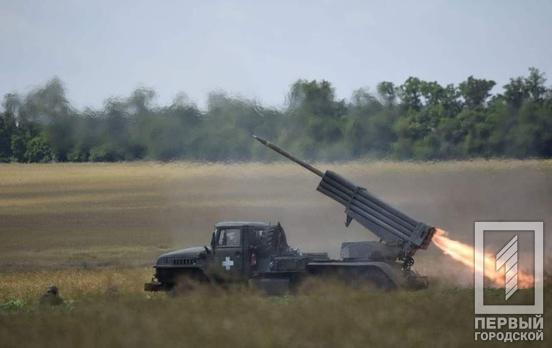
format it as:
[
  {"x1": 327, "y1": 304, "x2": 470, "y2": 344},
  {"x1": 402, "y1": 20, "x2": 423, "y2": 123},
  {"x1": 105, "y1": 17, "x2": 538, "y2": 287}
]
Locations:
[{"x1": 1, "y1": 0, "x2": 551, "y2": 110}]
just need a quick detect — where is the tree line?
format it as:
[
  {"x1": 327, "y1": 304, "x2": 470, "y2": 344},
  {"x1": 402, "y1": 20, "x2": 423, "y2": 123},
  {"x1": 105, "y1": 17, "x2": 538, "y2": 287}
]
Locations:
[{"x1": 1, "y1": 68, "x2": 551, "y2": 163}]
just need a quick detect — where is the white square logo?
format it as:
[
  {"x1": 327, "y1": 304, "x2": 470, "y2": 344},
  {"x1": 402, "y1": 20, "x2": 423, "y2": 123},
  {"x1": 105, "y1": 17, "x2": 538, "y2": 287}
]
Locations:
[{"x1": 474, "y1": 221, "x2": 543, "y2": 315}]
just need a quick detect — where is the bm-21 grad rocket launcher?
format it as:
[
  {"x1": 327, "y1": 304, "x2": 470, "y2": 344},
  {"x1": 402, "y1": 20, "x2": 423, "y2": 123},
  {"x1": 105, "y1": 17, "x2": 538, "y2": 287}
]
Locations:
[{"x1": 144, "y1": 136, "x2": 437, "y2": 294}]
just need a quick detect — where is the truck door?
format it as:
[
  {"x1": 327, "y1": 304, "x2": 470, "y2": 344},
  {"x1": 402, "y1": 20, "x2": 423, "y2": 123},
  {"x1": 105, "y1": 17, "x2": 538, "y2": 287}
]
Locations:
[{"x1": 213, "y1": 227, "x2": 244, "y2": 280}]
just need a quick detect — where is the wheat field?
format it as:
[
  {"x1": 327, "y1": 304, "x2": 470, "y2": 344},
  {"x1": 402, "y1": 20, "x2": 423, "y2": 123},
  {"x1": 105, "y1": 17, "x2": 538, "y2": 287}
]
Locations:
[{"x1": 1, "y1": 160, "x2": 551, "y2": 347}]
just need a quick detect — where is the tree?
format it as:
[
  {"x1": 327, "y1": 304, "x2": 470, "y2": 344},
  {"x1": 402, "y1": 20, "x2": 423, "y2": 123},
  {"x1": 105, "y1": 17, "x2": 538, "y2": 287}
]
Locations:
[
  {"x1": 377, "y1": 81, "x2": 397, "y2": 106},
  {"x1": 10, "y1": 131, "x2": 28, "y2": 162},
  {"x1": 0, "y1": 101, "x2": 16, "y2": 161},
  {"x1": 17, "y1": 78, "x2": 76, "y2": 161},
  {"x1": 25, "y1": 136, "x2": 53, "y2": 162},
  {"x1": 398, "y1": 77, "x2": 423, "y2": 111},
  {"x1": 458, "y1": 76, "x2": 496, "y2": 108},
  {"x1": 285, "y1": 80, "x2": 347, "y2": 157},
  {"x1": 524, "y1": 67, "x2": 546, "y2": 102}
]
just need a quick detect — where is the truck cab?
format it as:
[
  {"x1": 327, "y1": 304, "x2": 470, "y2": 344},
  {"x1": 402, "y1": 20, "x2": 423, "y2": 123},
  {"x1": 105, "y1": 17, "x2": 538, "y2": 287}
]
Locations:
[
  {"x1": 145, "y1": 221, "x2": 292, "y2": 291},
  {"x1": 209, "y1": 221, "x2": 273, "y2": 280}
]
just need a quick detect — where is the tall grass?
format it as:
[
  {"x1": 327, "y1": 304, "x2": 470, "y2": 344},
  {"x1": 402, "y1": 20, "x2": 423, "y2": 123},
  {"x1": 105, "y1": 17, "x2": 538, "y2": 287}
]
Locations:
[{"x1": 1, "y1": 270, "x2": 551, "y2": 347}]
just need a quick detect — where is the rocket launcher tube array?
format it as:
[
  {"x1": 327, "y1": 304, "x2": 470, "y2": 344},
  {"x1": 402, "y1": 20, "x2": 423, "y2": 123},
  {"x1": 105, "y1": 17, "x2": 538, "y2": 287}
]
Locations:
[{"x1": 253, "y1": 135, "x2": 435, "y2": 256}]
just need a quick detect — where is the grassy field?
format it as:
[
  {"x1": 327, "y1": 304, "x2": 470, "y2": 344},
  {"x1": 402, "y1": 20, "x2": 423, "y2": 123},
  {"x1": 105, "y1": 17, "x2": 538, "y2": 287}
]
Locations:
[{"x1": 1, "y1": 160, "x2": 551, "y2": 347}]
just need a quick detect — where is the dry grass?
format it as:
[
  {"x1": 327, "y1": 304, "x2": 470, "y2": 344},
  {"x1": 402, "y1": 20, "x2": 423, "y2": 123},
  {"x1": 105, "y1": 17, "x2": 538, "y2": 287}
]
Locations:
[
  {"x1": 0, "y1": 284, "x2": 478, "y2": 348},
  {"x1": 0, "y1": 268, "x2": 150, "y2": 302},
  {"x1": 1, "y1": 160, "x2": 551, "y2": 347},
  {"x1": 0, "y1": 273, "x2": 550, "y2": 348}
]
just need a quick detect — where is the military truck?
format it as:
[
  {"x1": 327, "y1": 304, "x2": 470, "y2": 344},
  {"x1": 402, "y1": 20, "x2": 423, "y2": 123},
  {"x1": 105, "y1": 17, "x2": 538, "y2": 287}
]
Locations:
[{"x1": 144, "y1": 137, "x2": 436, "y2": 293}]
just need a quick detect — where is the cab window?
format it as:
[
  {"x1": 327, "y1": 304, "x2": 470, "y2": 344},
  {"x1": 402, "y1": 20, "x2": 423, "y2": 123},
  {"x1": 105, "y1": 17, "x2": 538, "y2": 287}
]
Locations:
[
  {"x1": 217, "y1": 228, "x2": 241, "y2": 247},
  {"x1": 250, "y1": 229, "x2": 265, "y2": 245}
]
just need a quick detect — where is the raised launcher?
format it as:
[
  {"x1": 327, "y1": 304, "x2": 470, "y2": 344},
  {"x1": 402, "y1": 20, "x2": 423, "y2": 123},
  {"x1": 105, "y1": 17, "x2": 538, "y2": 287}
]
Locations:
[{"x1": 253, "y1": 135, "x2": 436, "y2": 272}]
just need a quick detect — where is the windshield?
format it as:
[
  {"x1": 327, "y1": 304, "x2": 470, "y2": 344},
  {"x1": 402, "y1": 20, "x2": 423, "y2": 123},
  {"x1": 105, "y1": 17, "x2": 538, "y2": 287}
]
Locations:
[{"x1": 216, "y1": 228, "x2": 241, "y2": 247}]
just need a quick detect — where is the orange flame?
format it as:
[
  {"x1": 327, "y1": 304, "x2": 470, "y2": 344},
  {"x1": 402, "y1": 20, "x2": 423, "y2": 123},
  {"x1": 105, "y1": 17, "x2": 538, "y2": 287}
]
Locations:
[{"x1": 432, "y1": 228, "x2": 533, "y2": 288}]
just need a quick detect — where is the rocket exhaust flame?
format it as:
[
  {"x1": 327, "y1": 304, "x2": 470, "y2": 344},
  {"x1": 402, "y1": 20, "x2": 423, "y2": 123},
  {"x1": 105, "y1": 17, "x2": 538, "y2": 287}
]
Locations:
[{"x1": 432, "y1": 228, "x2": 534, "y2": 288}]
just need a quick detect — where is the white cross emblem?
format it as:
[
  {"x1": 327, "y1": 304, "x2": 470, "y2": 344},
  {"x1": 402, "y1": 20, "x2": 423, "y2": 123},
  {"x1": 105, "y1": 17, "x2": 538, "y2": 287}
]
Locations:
[{"x1": 222, "y1": 256, "x2": 234, "y2": 271}]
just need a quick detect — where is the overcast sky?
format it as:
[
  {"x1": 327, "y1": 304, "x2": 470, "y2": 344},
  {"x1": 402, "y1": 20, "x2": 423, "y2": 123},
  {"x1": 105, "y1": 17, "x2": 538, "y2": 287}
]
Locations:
[{"x1": 1, "y1": 0, "x2": 551, "y2": 109}]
